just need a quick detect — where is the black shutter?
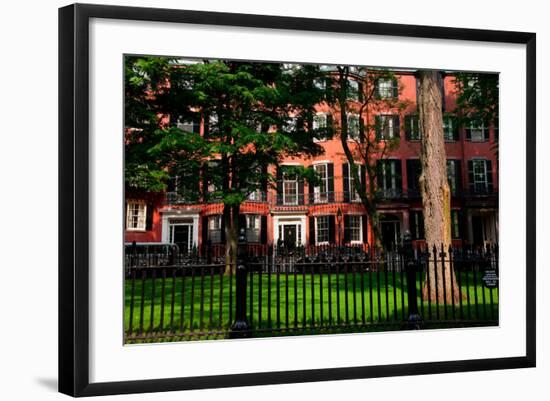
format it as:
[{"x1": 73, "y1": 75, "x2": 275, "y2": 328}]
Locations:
[
  {"x1": 298, "y1": 175, "x2": 305, "y2": 205},
  {"x1": 404, "y1": 115, "x2": 412, "y2": 140},
  {"x1": 328, "y1": 215, "x2": 336, "y2": 244},
  {"x1": 419, "y1": 212, "x2": 425, "y2": 239},
  {"x1": 343, "y1": 215, "x2": 350, "y2": 243},
  {"x1": 410, "y1": 211, "x2": 417, "y2": 240},
  {"x1": 465, "y1": 123, "x2": 472, "y2": 141},
  {"x1": 375, "y1": 115, "x2": 381, "y2": 140},
  {"x1": 261, "y1": 163, "x2": 268, "y2": 199},
  {"x1": 374, "y1": 79, "x2": 381, "y2": 99},
  {"x1": 327, "y1": 163, "x2": 334, "y2": 203},
  {"x1": 358, "y1": 82, "x2": 364, "y2": 102},
  {"x1": 486, "y1": 160, "x2": 493, "y2": 193},
  {"x1": 326, "y1": 113, "x2": 333, "y2": 139},
  {"x1": 452, "y1": 116, "x2": 460, "y2": 141},
  {"x1": 238, "y1": 214, "x2": 246, "y2": 233},
  {"x1": 359, "y1": 118, "x2": 365, "y2": 143},
  {"x1": 276, "y1": 167, "x2": 283, "y2": 205},
  {"x1": 202, "y1": 216, "x2": 208, "y2": 245},
  {"x1": 394, "y1": 160, "x2": 402, "y2": 195},
  {"x1": 455, "y1": 160, "x2": 463, "y2": 193},
  {"x1": 393, "y1": 115, "x2": 400, "y2": 138},
  {"x1": 484, "y1": 121, "x2": 490, "y2": 141},
  {"x1": 220, "y1": 216, "x2": 225, "y2": 243},
  {"x1": 392, "y1": 77, "x2": 398, "y2": 99},
  {"x1": 203, "y1": 112, "x2": 209, "y2": 138},
  {"x1": 260, "y1": 215, "x2": 268, "y2": 244},
  {"x1": 342, "y1": 163, "x2": 350, "y2": 203},
  {"x1": 406, "y1": 160, "x2": 415, "y2": 193},
  {"x1": 309, "y1": 216, "x2": 315, "y2": 246},
  {"x1": 145, "y1": 203, "x2": 153, "y2": 231},
  {"x1": 457, "y1": 210, "x2": 463, "y2": 239},
  {"x1": 468, "y1": 160, "x2": 475, "y2": 193},
  {"x1": 362, "y1": 215, "x2": 369, "y2": 244},
  {"x1": 202, "y1": 164, "x2": 209, "y2": 200},
  {"x1": 360, "y1": 165, "x2": 367, "y2": 194}
]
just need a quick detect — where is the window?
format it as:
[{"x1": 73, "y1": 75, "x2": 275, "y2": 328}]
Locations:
[
  {"x1": 313, "y1": 163, "x2": 329, "y2": 203},
  {"x1": 376, "y1": 115, "x2": 399, "y2": 140},
  {"x1": 443, "y1": 115, "x2": 458, "y2": 141},
  {"x1": 451, "y1": 210, "x2": 461, "y2": 239},
  {"x1": 410, "y1": 210, "x2": 424, "y2": 240},
  {"x1": 376, "y1": 78, "x2": 397, "y2": 99},
  {"x1": 126, "y1": 201, "x2": 146, "y2": 231},
  {"x1": 446, "y1": 160, "x2": 461, "y2": 195},
  {"x1": 208, "y1": 215, "x2": 222, "y2": 243},
  {"x1": 471, "y1": 159, "x2": 490, "y2": 193},
  {"x1": 466, "y1": 119, "x2": 489, "y2": 142},
  {"x1": 315, "y1": 216, "x2": 329, "y2": 244},
  {"x1": 347, "y1": 113, "x2": 361, "y2": 140},
  {"x1": 348, "y1": 215, "x2": 362, "y2": 243},
  {"x1": 405, "y1": 115, "x2": 421, "y2": 140},
  {"x1": 313, "y1": 77, "x2": 326, "y2": 90},
  {"x1": 313, "y1": 112, "x2": 332, "y2": 141},
  {"x1": 283, "y1": 116, "x2": 298, "y2": 133},
  {"x1": 348, "y1": 79, "x2": 360, "y2": 101},
  {"x1": 377, "y1": 160, "x2": 402, "y2": 198},
  {"x1": 206, "y1": 160, "x2": 222, "y2": 196},
  {"x1": 283, "y1": 171, "x2": 299, "y2": 205},
  {"x1": 245, "y1": 215, "x2": 260, "y2": 243},
  {"x1": 176, "y1": 115, "x2": 200, "y2": 133},
  {"x1": 345, "y1": 163, "x2": 362, "y2": 202}
]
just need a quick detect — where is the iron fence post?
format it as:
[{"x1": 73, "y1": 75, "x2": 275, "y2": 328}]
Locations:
[
  {"x1": 231, "y1": 228, "x2": 249, "y2": 338},
  {"x1": 403, "y1": 231, "x2": 423, "y2": 329}
]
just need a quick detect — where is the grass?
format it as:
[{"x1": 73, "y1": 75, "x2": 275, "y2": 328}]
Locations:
[{"x1": 124, "y1": 270, "x2": 498, "y2": 342}]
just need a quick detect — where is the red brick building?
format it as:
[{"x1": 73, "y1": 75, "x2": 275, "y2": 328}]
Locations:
[{"x1": 125, "y1": 68, "x2": 498, "y2": 251}]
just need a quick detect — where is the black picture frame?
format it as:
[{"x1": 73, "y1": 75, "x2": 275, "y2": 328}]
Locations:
[{"x1": 59, "y1": 3, "x2": 536, "y2": 397}]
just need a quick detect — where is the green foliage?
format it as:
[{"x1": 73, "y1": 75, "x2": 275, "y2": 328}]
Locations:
[{"x1": 453, "y1": 72, "x2": 499, "y2": 126}]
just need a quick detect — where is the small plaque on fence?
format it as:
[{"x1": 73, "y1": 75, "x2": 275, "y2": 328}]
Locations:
[{"x1": 482, "y1": 269, "x2": 499, "y2": 288}]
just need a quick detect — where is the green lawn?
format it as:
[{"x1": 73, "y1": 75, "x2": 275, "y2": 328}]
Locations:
[{"x1": 124, "y1": 270, "x2": 498, "y2": 340}]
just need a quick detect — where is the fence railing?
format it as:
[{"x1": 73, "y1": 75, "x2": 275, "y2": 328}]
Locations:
[{"x1": 124, "y1": 241, "x2": 498, "y2": 342}]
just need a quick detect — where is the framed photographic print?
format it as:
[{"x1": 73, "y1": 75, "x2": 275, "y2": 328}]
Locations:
[{"x1": 58, "y1": 3, "x2": 536, "y2": 397}]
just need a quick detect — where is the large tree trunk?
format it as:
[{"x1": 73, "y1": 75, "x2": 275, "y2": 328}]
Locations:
[
  {"x1": 417, "y1": 70, "x2": 460, "y2": 304},
  {"x1": 223, "y1": 204, "x2": 240, "y2": 275}
]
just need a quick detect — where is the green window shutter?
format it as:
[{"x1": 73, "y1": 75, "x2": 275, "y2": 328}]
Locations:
[
  {"x1": 404, "y1": 115, "x2": 412, "y2": 140},
  {"x1": 375, "y1": 115, "x2": 382, "y2": 140},
  {"x1": 393, "y1": 115, "x2": 400, "y2": 138}
]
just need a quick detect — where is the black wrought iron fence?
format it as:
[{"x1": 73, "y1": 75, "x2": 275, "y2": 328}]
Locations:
[{"x1": 124, "y1": 240, "x2": 498, "y2": 343}]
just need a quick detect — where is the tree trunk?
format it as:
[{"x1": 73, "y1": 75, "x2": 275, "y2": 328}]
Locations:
[
  {"x1": 417, "y1": 70, "x2": 460, "y2": 304},
  {"x1": 224, "y1": 204, "x2": 240, "y2": 275}
]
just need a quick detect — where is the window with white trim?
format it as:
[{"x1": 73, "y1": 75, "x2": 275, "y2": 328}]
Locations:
[
  {"x1": 126, "y1": 201, "x2": 147, "y2": 231},
  {"x1": 467, "y1": 120, "x2": 488, "y2": 142},
  {"x1": 446, "y1": 160, "x2": 459, "y2": 195},
  {"x1": 245, "y1": 214, "x2": 260, "y2": 243},
  {"x1": 347, "y1": 113, "x2": 360, "y2": 140},
  {"x1": 283, "y1": 171, "x2": 298, "y2": 205},
  {"x1": 443, "y1": 116, "x2": 455, "y2": 141},
  {"x1": 315, "y1": 216, "x2": 329, "y2": 244},
  {"x1": 377, "y1": 78, "x2": 393, "y2": 99},
  {"x1": 208, "y1": 215, "x2": 222, "y2": 243},
  {"x1": 348, "y1": 215, "x2": 362, "y2": 243},
  {"x1": 451, "y1": 210, "x2": 461, "y2": 239},
  {"x1": 313, "y1": 163, "x2": 329, "y2": 203},
  {"x1": 377, "y1": 114, "x2": 397, "y2": 140},
  {"x1": 472, "y1": 159, "x2": 489, "y2": 193},
  {"x1": 348, "y1": 79, "x2": 359, "y2": 101}
]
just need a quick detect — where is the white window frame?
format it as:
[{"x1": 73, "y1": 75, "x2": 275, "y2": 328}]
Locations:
[
  {"x1": 126, "y1": 201, "x2": 147, "y2": 231},
  {"x1": 346, "y1": 163, "x2": 362, "y2": 202},
  {"x1": 451, "y1": 210, "x2": 460, "y2": 239},
  {"x1": 379, "y1": 114, "x2": 395, "y2": 140},
  {"x1": 472, "y1": 159, "x2": 489, "y2": 193},
  {"x1": 283, "y1": 171, "x2": 299, "y2": 205},
  {"x1": 313, "y1": 112, "x2": 328, "y2": 142},
  {"x1": 443, "y1": 116, "x2": 455, "y2": 141},
  {"x1": 379, "y1": 160, "x2": 398, "y2": 190},
  {"x1": 207, "y1": 215, "x2": 222, "y2": 243},
  {"x1": 348, "y1": 215, "x2": 363, "y2": 244},
  {"x1": 348, "y1": 78, "x2": 359, "y2": 101},
  {"x1": 377, "y1": 78, "x2": 393, "y2": 99},
  {"x1": 313, "y1": 163, "x2": 329, "y2": 203},
  {"x1": 315, "y1": 216, "x2": 330, "y2": 245},
  {"x1": 469, "y1": 120, "x2": 486, "y2": 142},
  {"x1": 347, "y1": 113, "x2": 361, "y2": 141},
  {"x1": 245, "y1": 214, "x2": 261, "y2": 243}
]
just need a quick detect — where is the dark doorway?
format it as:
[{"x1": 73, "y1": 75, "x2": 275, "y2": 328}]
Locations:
[
  {"x1": 283, "y1": 224, "x2": 297, "y2": 248},
  {"x1": 172, "y1": 224, "x2": 191, "y2": 253},
  {"x1": 472, "y1": 215, "x2": 485, "y2": 246},
  {"x1": 380, "y1": 215, "x2": 401, "y2": 251}
]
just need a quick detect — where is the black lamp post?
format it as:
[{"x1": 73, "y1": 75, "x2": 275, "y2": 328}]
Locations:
[{"x1": 230, "y1": 227, "x2": 249, "y2": 337}]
